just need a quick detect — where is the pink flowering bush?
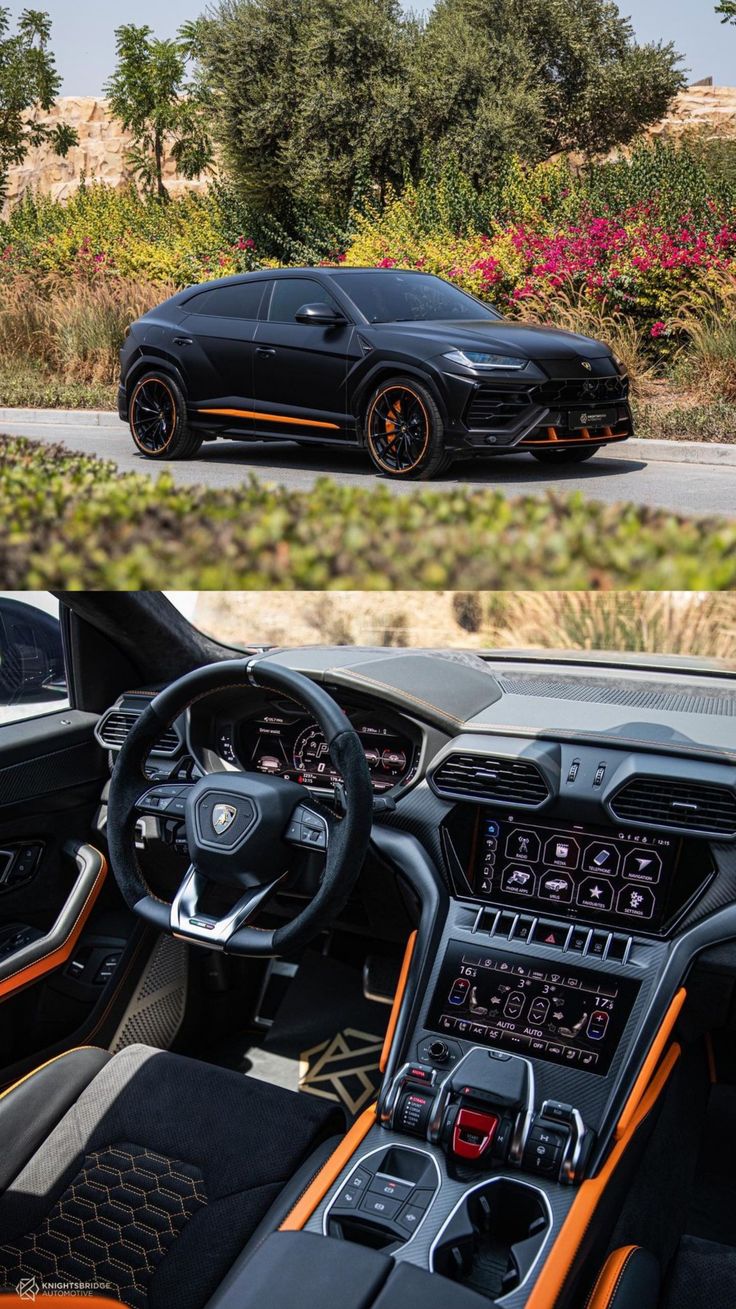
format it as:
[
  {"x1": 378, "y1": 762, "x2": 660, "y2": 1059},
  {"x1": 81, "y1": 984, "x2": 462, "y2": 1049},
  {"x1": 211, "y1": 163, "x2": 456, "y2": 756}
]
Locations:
[{"x1": 344, "y1": 200, "x2": 736, "y2": 351}]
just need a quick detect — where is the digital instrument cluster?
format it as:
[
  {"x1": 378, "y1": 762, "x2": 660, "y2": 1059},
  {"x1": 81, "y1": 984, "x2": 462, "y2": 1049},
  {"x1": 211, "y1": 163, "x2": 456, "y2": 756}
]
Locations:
[
  {"x1": 471, "y1": 813, "x2": 683, "y2": 931},
  {"x1": 223, "y1": 709, "x2": 417, "y2": 793},
  {"x1": 427, "y1": 943, "x2": 640, "y2": 1076}
]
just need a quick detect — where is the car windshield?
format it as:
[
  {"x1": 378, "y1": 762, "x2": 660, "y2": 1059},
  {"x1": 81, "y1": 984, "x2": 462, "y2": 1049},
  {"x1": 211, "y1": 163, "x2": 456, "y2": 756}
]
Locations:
[
  {"x1": 164, "y1": 593, "x2": 736, "y2": 674},
  {"x1": 334, "y1": 271, "x2": 502, "y2": 324}
]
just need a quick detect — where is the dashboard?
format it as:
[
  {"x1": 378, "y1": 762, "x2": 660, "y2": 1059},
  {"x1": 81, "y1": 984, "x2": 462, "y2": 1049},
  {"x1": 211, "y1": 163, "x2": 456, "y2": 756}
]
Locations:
[{"x1": 221, "y1": 704, "x2": 418, "y2": 794}]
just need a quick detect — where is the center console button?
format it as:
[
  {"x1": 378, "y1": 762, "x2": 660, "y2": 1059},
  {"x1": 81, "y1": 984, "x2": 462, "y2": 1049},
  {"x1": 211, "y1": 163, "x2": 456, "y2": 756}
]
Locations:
[
  {"x1": 398, "y1": 1204, "x2": 425, "y2": 1234},
  {"x1": 452, "y1": 1107, "x2": 499, "y2": 1160},
  {"x1": 335, "y1": 1182, "x2": 362, "y2": 1209},
  {"x1": 368, "y1": 1176, "x2": 412, "y2": 1202},
  {"x1": 531, "y1": 921, "x2": 568, "y2": 949},
  {"x1": 347, "y1": 1168, "x2": 371, "y2": 1191},
  {"x1": 569, "y1": 927, "x2": 591, "y2": 954},
  {"x1": 396, "y1": 1089, "x2": 433, "y2": 1137},
  {"x1": 360, "y1": 1193, "x2": 402, "y2": 1221}
]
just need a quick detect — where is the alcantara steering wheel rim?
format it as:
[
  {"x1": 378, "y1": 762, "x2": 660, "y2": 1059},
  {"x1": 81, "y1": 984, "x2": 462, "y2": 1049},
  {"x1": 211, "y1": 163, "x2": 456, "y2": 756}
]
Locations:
[
  {"x1": 106, "y1": 657, "x2": 374, "y2": 957},
  {"x1": 366, "y1": 383, "x2": 431, "y2": 474},
  {"x1": 130, "y1": 376, "x2": 178, "y2": 454}
]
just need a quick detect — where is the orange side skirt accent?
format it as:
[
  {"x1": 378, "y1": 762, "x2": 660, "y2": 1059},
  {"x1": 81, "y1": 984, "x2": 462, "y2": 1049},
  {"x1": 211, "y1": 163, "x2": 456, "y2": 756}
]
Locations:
[
  {"x1": 279, "y1": 1103, "x2": 377, "y2": 1231},
  {"x1": 17, "y1": 1299, "x2": 123, "y2": 1307},
  {"x1": 0, "y1": 850, "x2": 107, "y2": 1001},
  {"x1": 524, "y1": 1041, "x2": 681, "y2": 1309},
  {"x1": 585, "y1": 1245, "x2": 640, "y2": 1309},
  {"x1": 379, "y1": 929, "x2": 417, "y2": 1073},
  {"x1": 198, "y1": 407, "x2": 340, "y2": 430}
]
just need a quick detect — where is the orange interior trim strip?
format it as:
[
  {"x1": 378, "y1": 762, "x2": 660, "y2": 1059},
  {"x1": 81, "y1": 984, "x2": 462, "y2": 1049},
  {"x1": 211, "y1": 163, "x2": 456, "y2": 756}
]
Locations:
[
  {"x1": 0, "y1": 850, "x2": 107, "y2": 1001},
  {"x1": 585, "y1": 1245, "x2": 640, "y2": 1309},
  {"x1": 615, "y1": 988, "x2": 686, "y2": 1139},
  {"x1": 198, "y1": 407, "x2": 340, "y2": 430},
  {"x1": 15, "y1": 1299, "x2": 123, "y2": 1307},
  {"x1": 525, "y1": 1042, "x2": 681, "y2": 1309},
  {"x1": 379, "y1": 929, "x2": 417, "y2": 1073},
  {"x1": 279, "y1": 1102, "x2": 377, "y2": 1231}
]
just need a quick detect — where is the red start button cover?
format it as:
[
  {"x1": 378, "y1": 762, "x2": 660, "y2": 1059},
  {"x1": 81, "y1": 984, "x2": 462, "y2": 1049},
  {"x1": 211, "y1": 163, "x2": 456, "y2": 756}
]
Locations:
[{"x1": 452, "y1": 1107, "x2": 499, "y2": 1160}]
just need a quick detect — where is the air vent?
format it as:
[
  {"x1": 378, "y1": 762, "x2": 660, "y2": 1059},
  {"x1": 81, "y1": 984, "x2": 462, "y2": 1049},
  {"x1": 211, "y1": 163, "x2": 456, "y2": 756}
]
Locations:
[
  {"x1": 431, "y1": 753, "x2": 549, "y2": 806},
  {"x1": 610, "y1": 777, "x2": 736, "y2": 837},
  {"x1": 96, "y1": 708, "x2": 180, "y2": 756}
]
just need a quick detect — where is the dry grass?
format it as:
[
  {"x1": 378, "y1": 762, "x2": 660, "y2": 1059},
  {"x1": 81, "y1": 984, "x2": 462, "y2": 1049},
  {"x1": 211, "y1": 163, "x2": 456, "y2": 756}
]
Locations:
[
  {"x1": 673, "y1": 270, "x2": 736, "y2": 403},
  {"x1": 190, "y1": 592, "x2": 736, "y2": 662},
  {"x1": 514, "y1": 280, "x2": 658, "y2": 399},
  {"x1": 0, "y1": 276, "x2": 173, "y2": 384}
]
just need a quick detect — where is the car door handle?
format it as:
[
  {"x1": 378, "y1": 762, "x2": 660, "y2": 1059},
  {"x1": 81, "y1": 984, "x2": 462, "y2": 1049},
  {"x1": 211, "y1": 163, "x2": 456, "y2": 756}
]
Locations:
[
  {"x1": 173, "y1": 337, "x2": 193, "y2": 346},
  {"x1": 256, "y1": 347, "x2": 276, "y2": 358}
]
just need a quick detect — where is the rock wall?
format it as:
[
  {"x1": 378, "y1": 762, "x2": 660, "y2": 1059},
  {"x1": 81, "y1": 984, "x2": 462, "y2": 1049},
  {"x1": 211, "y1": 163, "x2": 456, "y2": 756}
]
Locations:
[
  {"x1": 5, "y1": 84, "x2": 736, "y2": 212},
  {"x1": 4, "y1": 97, "x2": 213, "y2": 210}
]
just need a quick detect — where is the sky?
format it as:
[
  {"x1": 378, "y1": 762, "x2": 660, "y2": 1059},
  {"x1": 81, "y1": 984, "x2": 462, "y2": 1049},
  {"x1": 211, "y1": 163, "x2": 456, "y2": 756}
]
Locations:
[{"x1": 21, "y1": 0, "x2": 736, "y2": 97}]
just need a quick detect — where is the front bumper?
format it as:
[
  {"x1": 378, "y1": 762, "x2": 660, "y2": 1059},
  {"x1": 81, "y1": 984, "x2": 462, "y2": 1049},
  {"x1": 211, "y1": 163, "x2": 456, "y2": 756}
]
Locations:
[{"x1": 442, "y1": 367, "x2": 633, "y2": 454}]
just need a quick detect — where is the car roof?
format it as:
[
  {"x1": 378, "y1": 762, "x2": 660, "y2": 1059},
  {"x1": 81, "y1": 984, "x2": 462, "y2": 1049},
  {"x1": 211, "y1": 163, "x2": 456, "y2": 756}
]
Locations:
[{"x1": 178, "y1": 266, "x2": 436, "y2": 296}]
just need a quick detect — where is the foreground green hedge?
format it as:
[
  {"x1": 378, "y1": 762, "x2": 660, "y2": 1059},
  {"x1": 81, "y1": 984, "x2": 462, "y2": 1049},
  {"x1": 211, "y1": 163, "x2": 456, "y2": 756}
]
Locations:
[{"x1": 1, "y1": 437, "x2": 734, "y2": 589}]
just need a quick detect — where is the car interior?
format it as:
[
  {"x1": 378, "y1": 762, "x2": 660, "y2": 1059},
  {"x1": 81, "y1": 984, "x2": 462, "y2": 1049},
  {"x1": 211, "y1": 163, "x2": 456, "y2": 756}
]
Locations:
[{"x1": 1, "y1": 591, "x2": 735, "y2": 1309}]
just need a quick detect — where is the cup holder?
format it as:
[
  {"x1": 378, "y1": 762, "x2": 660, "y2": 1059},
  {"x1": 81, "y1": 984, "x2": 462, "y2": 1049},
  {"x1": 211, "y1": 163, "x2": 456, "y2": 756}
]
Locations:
[{"x1": 432, "y1": 1178, "x2": 550, "y2": 1301}]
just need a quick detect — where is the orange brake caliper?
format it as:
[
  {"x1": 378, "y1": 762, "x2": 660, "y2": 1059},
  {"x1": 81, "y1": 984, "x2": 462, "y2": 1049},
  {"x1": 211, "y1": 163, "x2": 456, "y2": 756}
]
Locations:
[{"x1": 385, "y1": 398, "x2": 401, "y2": 444}]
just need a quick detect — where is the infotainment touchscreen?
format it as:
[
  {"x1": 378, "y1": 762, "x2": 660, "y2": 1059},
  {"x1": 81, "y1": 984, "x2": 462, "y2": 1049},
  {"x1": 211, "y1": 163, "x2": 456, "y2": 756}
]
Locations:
[
  {"x1": 427, "y1": 942, "x2": 640, "y2": 1076},
  {"x1": 470, "y1": 813, "x2": 682, "y2": 931}
]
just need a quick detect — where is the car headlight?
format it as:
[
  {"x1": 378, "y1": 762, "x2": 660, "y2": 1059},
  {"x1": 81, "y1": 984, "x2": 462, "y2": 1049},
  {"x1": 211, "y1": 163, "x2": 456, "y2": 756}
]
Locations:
[
  {"x1": 612, "y1": 353, "x2": 627, "y2": 375},
  {"x1": 442, "y1": 348, "x2": 527, "y2": 371}
]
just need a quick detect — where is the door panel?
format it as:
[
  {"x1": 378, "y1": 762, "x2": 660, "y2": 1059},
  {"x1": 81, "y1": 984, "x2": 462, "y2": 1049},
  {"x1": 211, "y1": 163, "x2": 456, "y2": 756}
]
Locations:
[
  {"x1": 0, "y1": 707, "x2": 132, "y2": 1070},
  {"x1": 252, "y1": 277, "x2": 359, "y2": 437},
  {"x1": 179, "y1": 280, "x2": 270, "y2": 416}
]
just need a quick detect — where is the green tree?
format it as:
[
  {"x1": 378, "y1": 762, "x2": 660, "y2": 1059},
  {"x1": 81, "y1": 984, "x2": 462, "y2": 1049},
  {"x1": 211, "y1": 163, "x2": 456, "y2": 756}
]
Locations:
[
  {"x1": 198, "y1": 0, "x2": 418, "y2": 245},
  {"x1": 716, "y1": 1, "x2": 736, "y2": 21},
  {"x1": 415, "y1": 0, "x2": 686, "y2": 185},
  {"x1": 0, "y1": 7, "x2": 77, "y2": 205},
  {"x1": 104, "y1": 23, "x2": 213, "y2": 200}
]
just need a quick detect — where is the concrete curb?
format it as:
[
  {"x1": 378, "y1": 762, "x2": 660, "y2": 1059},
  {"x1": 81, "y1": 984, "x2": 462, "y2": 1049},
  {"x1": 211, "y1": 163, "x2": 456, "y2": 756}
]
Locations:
[
  {"x1": 0, "y1": 408, "x2": 120, "y2": 428},
  {"x1": 0, "y1": 409, "x2": 735, "y2": 466}
]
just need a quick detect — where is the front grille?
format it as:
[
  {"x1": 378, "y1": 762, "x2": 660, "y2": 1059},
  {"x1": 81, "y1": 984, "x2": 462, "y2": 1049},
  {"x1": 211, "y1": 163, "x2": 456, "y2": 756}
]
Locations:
[
  {"x1": 536, "y1": 376, "x2": 628, "y2": 407},
  {"x1": 610, "y1": 777, "x2": 736, "y2": 837},
  {"x1": 431, "y1": 752, "x2": 549, "y2": 806}
]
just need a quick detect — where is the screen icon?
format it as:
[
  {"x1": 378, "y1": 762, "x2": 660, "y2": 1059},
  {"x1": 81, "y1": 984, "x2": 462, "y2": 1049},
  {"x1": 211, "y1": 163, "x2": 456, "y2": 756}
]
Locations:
[
  {"x1": 504, "y1": 829, "x2": 540, "y2": 862},
  {"x1": 616, "y1": 884, "x2": 655, "y2": 918},
  {"x1": 576, "y1": 876, "x2": 614, "y2": 911},
  {"x1": 622, "y1": 848, "x2": 662, "y2": 884},
  {"x1": 582, "y1": 841, "x2": 621, "y2": 876},
  {"x1": 501, "y1": 865, "x2": 537, "y2": 896},
  {"x1": 543, "y1": 835, "x2": 580, "y2": 869}
]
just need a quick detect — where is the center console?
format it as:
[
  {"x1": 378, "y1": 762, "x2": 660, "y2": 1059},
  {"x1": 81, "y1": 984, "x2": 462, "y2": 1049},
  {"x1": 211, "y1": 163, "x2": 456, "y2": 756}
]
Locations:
[{"x1": 298, "y1": 794, "x2": 720, "y2": 1307}]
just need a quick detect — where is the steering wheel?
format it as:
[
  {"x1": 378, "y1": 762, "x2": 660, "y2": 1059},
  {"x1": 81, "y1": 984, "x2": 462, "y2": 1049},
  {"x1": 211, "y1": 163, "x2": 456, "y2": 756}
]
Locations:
[{"x1": 106, "y1": 659, "x2": 374, "y2": 956}]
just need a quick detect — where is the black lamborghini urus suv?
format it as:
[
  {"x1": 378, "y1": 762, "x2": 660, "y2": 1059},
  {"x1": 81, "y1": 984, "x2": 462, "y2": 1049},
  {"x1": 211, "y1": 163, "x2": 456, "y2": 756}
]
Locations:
[{"x1": 118, "y1": 268, "x2": 633, "y2": 480}]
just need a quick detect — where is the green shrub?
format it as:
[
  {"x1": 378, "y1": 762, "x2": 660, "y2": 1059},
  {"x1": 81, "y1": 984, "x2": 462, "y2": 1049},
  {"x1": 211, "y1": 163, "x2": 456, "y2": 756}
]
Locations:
[
  {"x1": 0, "y1": 360, "x2": 115, "y2": 409},
  {"x1": 1, "y1": 436, "x2": 734, "y2": 589}
]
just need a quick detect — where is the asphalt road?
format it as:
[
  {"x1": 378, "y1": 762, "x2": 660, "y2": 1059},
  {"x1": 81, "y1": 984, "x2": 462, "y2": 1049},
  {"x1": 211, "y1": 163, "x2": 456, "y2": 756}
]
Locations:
[{"x1": 4, "y1": 416, "x2": 736, "y2": 518}]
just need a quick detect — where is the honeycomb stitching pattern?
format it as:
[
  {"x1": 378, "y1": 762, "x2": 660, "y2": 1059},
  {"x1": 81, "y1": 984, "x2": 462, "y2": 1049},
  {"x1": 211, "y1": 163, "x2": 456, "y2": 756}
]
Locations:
[{"x1": 0, "y1": 1142, "x2": 207, "y2": 1307}]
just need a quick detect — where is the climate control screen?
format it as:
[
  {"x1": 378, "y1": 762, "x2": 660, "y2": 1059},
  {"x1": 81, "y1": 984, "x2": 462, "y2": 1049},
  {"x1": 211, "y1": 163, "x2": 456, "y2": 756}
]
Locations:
[
  {"x1": 427, "y1": 942, "x2": 640, "y2": 1076},
  {"x1": 471, "y1": 813, "x2": 681, "y2": 931}
]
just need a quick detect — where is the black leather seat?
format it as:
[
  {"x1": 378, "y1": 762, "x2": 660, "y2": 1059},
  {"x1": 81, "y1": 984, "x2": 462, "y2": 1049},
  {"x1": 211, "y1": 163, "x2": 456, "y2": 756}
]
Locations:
[
  {"x1": 586, "y1": 1246, "x2": 661, "y2": 1309},
  {"x1": 0, "y1": 1044, "x2": 344, "y2": 1309}
]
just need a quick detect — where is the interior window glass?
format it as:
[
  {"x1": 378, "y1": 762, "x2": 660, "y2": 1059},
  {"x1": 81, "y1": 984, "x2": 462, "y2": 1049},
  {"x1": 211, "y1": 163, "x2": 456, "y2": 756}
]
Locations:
[
  {"x1": 267, "y1": 279, "x2": 335, "y2": 323},
  {"x1": 0, "y1": 593, "x2": 69, "y2": 726},
  {"x1": 185, "y1": 282, "x2": 266, "y2": 319}
]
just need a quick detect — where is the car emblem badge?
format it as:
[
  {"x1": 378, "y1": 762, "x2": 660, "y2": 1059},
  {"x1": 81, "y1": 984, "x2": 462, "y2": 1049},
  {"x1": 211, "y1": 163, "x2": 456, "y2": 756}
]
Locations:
[
  {"x1": 581, "y1": 360, "x2": 592, "y2": 371},
  {"x1": 212, "y1": 803, "x2": 237, "y2": 835}
]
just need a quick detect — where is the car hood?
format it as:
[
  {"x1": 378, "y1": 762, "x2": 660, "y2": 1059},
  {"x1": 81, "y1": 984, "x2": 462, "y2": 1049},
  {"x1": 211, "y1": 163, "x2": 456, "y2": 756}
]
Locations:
[{"x1": 381, "y1": 319, "x2": 612, "y2": 360}]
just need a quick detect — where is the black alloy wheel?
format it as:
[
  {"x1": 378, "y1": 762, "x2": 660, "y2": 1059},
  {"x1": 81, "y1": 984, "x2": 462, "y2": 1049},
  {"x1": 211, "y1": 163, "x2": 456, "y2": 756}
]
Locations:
[
  {"x1": 129, "y1": 372, "x2": 203, "y2": 460},
  {"x1": 364, "y1": 378, "x2": 447, "y2": 479}
]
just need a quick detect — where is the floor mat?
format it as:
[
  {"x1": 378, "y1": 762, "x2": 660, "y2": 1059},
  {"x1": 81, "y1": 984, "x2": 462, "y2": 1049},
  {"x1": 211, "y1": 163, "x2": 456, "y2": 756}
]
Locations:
[
  {"x1": 224, "y1": 952, "x2": 390, "y2": 1121},
  {"x1": 684, "y1": 1083, "x2": 736, "y2": 1245}
]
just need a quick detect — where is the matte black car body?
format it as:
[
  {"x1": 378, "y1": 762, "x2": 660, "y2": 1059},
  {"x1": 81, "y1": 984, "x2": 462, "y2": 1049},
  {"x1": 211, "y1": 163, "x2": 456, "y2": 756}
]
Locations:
[{"x1": 118, "y1": 267, "x2": 633, "y2": 474}]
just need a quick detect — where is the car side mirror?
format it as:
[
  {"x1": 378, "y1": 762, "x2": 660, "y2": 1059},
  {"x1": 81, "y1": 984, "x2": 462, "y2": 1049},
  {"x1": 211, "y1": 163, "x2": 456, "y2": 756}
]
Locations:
[
  {"x1": 294, "y1": 302, "x2": 347, "y2": 326},
  {"x1": 0, "y1": 597, "x2": 67, "y2": 709}
]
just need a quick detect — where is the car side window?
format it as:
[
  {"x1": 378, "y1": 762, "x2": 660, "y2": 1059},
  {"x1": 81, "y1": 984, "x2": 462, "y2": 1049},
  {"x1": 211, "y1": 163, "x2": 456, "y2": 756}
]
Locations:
[
  {"x1": 0, "y1": 594, "x2": 69, "y2": 726},
  {"x1": 185, "y1": 282, "x2": 267, "y2": 320},
  {"x1": 267, "y1": 279, "x2": 338, "y2": 323}
]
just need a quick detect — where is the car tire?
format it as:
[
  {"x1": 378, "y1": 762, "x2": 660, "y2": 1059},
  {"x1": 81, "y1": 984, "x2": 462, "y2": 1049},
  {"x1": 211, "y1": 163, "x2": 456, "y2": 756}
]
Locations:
[
  {"x1": 530, "y1": 445, "x2": 601, "y2": 465},
  {"x1": 364, "y1": 377, "x2": 447, "y2": 479},
  {"x1": 128, "y1": 372, "x2": 203, "y2": 460}
]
